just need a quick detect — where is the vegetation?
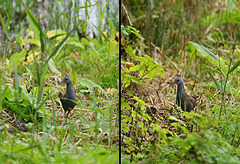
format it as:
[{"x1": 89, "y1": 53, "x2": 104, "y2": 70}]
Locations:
[
  {"x1": 121, "y1": 0, "x2": 240, "y2": 163},
  {"x1": 0, "y1": 0, "x2": 119, "y2": 163}
]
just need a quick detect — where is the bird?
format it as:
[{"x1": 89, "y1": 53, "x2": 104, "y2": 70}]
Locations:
[
  {"x1": 58, "y1": 76, "x2": 77, "y2": 120},
  {"x1": 170, "y1": 77, "x2": 197, "y2": 112}
]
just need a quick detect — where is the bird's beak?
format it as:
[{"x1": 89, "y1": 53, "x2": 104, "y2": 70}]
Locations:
[
  {"x1": 59, "y1": 79, "x2": 65, "y2": 85},
  {"x1": 169, "y1": 81, "x2": 176, "y2": 86}
]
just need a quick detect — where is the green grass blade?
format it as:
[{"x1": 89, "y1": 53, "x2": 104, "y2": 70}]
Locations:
[
  {"x1": 21, "y1": 0, "x2": 46, "y2": 52},
  {"x1": 43, "y1": 24, "x2": 79, "y2": 67},
  {"x1": 208, "y1": 71, "x2": 223, "y2": 93},
  {"x1": 92, "y1": 24, "x2": 109, "y2": 42},
  {"x1": 73, "y1": 3, "x2": 101, "y2": 11},
  {"x1": 192, "y1": 42, "x2": 219, "y2": 61},
  {"x1": 228, "y1": 60, "x2": 240, "y2": 74}
]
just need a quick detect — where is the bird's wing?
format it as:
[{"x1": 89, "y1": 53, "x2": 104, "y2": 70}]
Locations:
[{"x1": 185, "y1": 93, "x2": 197, "y2": 107}]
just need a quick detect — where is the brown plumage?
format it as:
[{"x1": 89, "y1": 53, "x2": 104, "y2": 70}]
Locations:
[{"x1": 170, "y1": 77, "x2": 197, "y2": 112}]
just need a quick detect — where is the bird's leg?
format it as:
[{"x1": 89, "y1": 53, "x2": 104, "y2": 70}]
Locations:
[{"x1": 64, "y1": 110, "x2": 69, "y2": 125}]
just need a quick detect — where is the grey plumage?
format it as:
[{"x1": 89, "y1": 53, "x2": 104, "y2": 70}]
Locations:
[
  {"x1": 59, "y1": 76, "x2": 77, "y2": 118},
  {"x1": 170, "y1": 77, "x2": 197, "y2": 112}
]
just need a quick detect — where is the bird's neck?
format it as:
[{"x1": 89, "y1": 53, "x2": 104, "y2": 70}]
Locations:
[
  {"x1": 177, "y1": 84, "x2": 185, "y2": 98},
  {"x1": 66, "y1": 83, "x2": 74, "y2": 95}
]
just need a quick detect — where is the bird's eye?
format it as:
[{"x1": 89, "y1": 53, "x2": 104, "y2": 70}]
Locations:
[{"x1": 177, "y1": 79, "x2": 179, "y2": 81}]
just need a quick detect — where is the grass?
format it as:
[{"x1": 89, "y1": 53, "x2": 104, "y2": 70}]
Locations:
[
  {"x1": 121, "y1": 0, "x2": 240, "y2": 163},
  {"x1": 0, "y1": 0, "x2": 119, "y2": 163}
]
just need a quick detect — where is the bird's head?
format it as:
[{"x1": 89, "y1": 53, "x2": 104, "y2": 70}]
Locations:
[
  {"x1": 170, "y1": 77, "x2": 184, "y2": 86},
  {"x1": 59, "y1": 76, "x2": 72, "y2": 85}
]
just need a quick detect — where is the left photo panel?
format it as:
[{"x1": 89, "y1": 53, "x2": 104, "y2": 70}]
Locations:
[{"x1": 0, "y1": 0, "x2": 119, "y2": 163}]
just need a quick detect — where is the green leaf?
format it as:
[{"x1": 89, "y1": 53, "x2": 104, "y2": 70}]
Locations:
[
  {"x1": 9, "y1": 50, "x2": 27, "y2": 73},
  {"x1": 21, "y1": 1, "x2": 45, "y2": 52},
  {"x1": 121, "y1": 97, "x2": 131, "y2": 110},
  {"x1": 192, "y1": 42, "x2": 219, "y2": 61},
  {"x1": 190, "y1": 42, "x2": 228, "y2": 76},
  {"x1": 132, "y1": 96, "x2": 150, "y2": 110},
  {"x1": 92, "y1": 24, "x2": 109, "y2": 42},
  {"x1": 73, "y1": 3, "x2": 101, "y2": 11},
  {"x1": 131, "y1": 110, "x2": 137, "y2": 118},
  {"x1": 168, "y1": 116, "x2": 186, "y2": 126},
  {"x1": 228, "y1": 60, "x2": 240, "y2": 74},
  {"x1": 121, "y1": 123, "x2": 130, "y2": 133},
  {"x1": 77, "y1": 78, "x2": 110, "y2": 102},
  {"x1": 67, "y1": 37, "x2": 85, "y2": 49},
  {"x1": 24, "y1": 39, "x2": 41, "y2": 47},
  {"x1": 44, "y1": 23, "x2": 79, "y2": 67},
  {"x1": 208, "y1": 72, "x2": 223, "y2": 93},
  {"x1": 48, "y1": 59, "x2": 61, "y2": 75},
  {"x1": 0, "y1": 13, "x2": 9, "y2": 40},
  {"x1": 46, "y1": 29, "x2": 67, "y2": 40}
]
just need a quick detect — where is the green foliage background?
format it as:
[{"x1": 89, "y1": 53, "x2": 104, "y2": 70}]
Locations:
[
  {"x1": 0, "y1": 0, "x2": 119, "y2": 163},
  {"x1": 121, "y1": 0, "x2": 240, "y2": 163}
]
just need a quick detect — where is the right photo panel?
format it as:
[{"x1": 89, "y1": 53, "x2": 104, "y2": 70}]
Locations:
[{"x1": 121, "y1": 0, "x2": 240, "y2": 163}]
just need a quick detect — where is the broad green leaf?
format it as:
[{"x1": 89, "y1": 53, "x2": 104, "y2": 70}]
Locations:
[
  {"x1": 132, "y1": 96, "x2": 150, "y2": 110},
  {"x1": 9, "y1": 50, "x2": 27, "y2": 73},
  {"x1": 131, "y1": 110, "x2": 137, "y2": 118},
  {"x1": 46, "y1": 29, "x2": 67, "y2": 40},
  {"x1": 24, "y1": 39, "x2": 41, "y2": 47},
  {"x1": 85, "y1": 37, "x2": 99, "y2": 47},
  {"x1": 191, "y1": 42, "x2": 228, "y2": 76},
  {"x1": 192, "y1": 42, "x2": 219, "y2": 61},
  {"x1": 49, "y1": 59, "x2": 61, "y2": 75},
  {"x1": 67, "y1": 37, "x2": 85, "y2": 49}
]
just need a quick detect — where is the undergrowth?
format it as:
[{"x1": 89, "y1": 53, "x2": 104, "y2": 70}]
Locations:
[
  {"x1": 0, "y1": 0, "x2": 119, "y2": 163},
  {"x1": 121, "y1": 0, "x2": 240, "y2": 162}
]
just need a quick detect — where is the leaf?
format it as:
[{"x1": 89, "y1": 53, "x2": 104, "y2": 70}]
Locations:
[
  {"x1": 48, "y1": 59, "x2": 61, "y2": 75},
  {"x1": 131, "y1": 110, "x2": 140, "y2": 118},
  {"x1": 46, "y1": 29, "x2": 67, "y2": 40},
  {"x1": 192, "y1": 42, "x2": 219, "y2": 61},
  {"x1": 228, "y1": 60, "x2": 240, "y2": 74},
  {"x1": 24, "y1": 39, "x2": 41, "y2": 47},
  {"x1": 21, "y1": 1, "x2": 46, "y2": 52},
  {"x1": 22, "y1": 50, "x2": 41, "y2": 65},
  {"x1": 168, "y1": 116, "x2": 186, "y2": 126},
  {"x1": 0, "y1": 13, "x2": 9, "y2": 40},
  {"x1": 43, "y1": 23, "x2": 79, "y2": 67},
  {"x1": 73, "y1": 3, "x2": 101, "y2": 11},
  {"x1": 9, "y1": 50, "x2": 27, "y2": 73},
  {"x1": 132, "y1": 96, "x2": 150, "y2": 110},
  {"x1": 191, "y1": 42, "x2": 228, "y2": 76},
  {"x1": 208, "y1": 72, "x2": 223, "y2": 93},
  {"x1": 77, "y1": 78, "x2": 110, "y2": 102},
  {"x1": 92, "y1": 24, "x2": 109, "y2": 42},
  {"x1": 67, "y1": 37, "x2": 85, "y2": 49},
  {"x1": 85, "y1": 36, "x2": 99, "y2": 47},
  {"x1": 121, "y1": 123, "x2": 130, "y2": 133},
  {"x1": 2, "y1": 86, "x2": 13, "y2": 100}
]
